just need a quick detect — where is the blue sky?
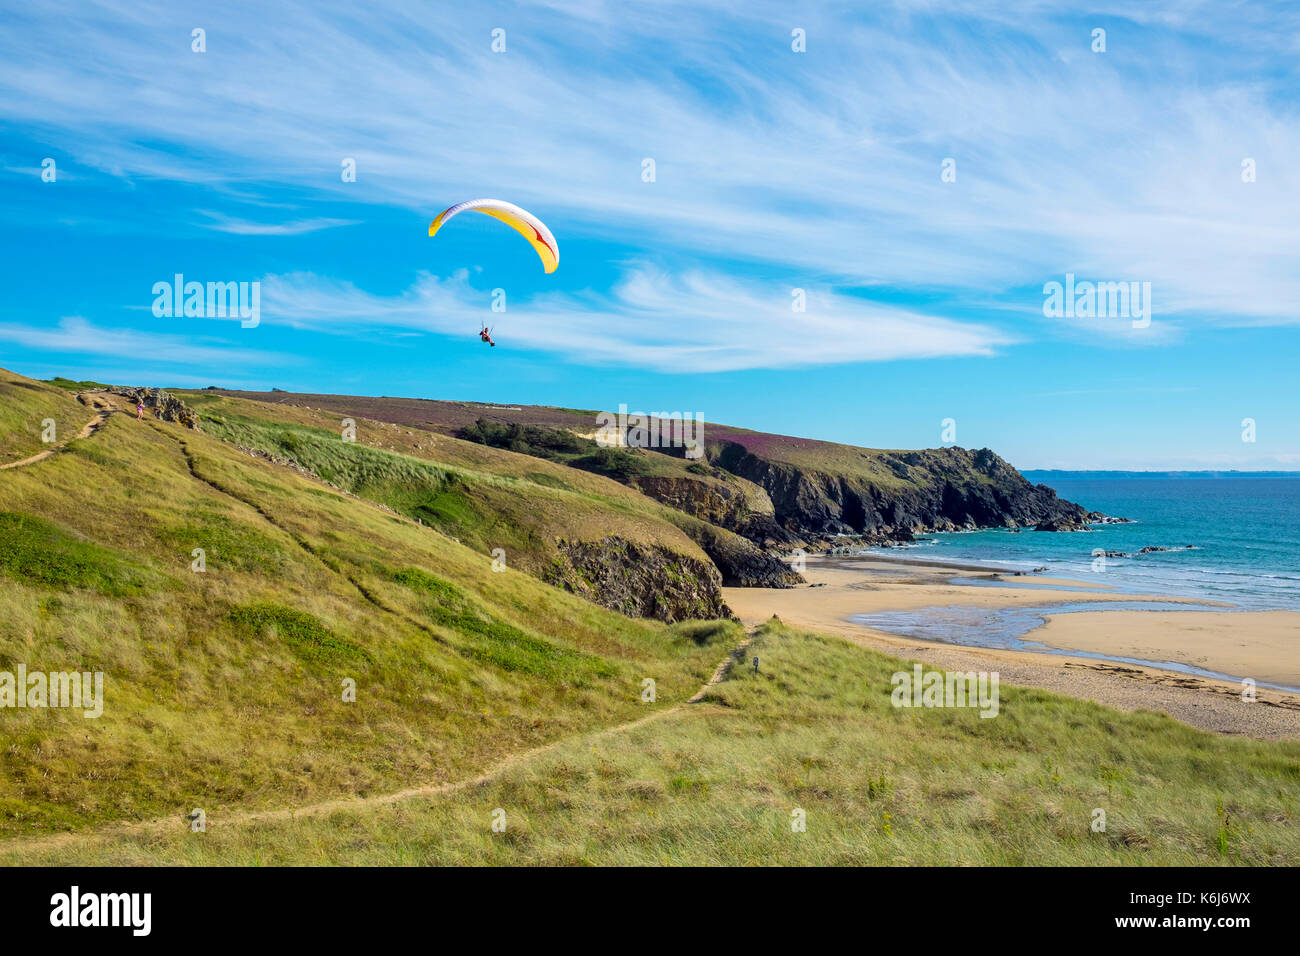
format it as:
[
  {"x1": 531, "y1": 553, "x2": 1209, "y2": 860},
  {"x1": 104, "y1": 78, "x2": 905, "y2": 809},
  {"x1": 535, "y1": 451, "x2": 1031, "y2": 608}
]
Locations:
[{"x1": 1, "y1": 0, "x2": 1297, "y2": 469}]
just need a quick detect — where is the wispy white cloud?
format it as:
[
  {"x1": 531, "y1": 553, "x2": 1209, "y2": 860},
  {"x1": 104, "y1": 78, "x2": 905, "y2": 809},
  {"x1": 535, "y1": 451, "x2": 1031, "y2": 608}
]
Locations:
[
  {"x1": 258, "y1": 266, "x2": 1013, "y2": 371},
  {"x1": 0, "y1": 316, "x2": 287, "y2": 368},
  {"x1": 195, "y1": 210, "x2": 358, "y2": 235},
  {"x1": 1, "y1": 0, "x2": 1297, "y2": 341},
  {"x1": 4, "y1": 360, "x2": 284, "y2": 392}
]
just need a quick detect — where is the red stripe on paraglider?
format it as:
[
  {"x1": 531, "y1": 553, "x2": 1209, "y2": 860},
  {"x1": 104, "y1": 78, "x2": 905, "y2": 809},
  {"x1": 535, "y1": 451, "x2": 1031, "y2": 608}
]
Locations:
[{"x1": 528, "y1": 224, "x2": 556, "y2": 258}]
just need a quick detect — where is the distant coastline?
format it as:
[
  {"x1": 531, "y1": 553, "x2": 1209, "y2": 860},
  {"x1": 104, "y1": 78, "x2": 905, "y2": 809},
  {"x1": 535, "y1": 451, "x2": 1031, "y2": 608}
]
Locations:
[{"x1": 1024, "y1": 469, "x2": 1300, "y2": 479}]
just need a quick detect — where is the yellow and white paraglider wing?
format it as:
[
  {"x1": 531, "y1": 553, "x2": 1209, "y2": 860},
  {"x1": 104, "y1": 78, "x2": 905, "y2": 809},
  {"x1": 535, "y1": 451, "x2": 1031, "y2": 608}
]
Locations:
[{"x1": 428, "y1": 198, "x2": 559, "y2": 273}]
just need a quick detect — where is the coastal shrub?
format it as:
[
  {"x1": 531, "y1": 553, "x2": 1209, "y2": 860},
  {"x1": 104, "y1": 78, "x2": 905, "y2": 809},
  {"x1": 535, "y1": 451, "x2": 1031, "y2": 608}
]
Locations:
[
  {"x1": 46, "y1": 376, "x2": 108, "y2": 391},
  {"x1": 458, "y1": 420, "x2": 659, "y2": 484},
  {"x1": 571, "y1": 447, "x2": 652, "y2": 480},
  {"x1": 459, "y1": 419, "x2": 591, "y2": 460}
]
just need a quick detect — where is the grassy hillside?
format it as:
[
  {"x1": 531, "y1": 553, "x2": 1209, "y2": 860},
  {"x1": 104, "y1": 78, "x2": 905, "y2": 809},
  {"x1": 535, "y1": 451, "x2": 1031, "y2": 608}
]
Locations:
[
  {"x1": 0, "y1": 374, "x2": 733, "y2": 838},
  {"x1": 181, "y1": 391, "x2": 788, "y2": 592},
  {"x1": 4, "y1": 619, "x2": 1296, "y2": 865},
  {"x1": 0, "y1": 369, "x2": 90, "y2": 462},
  {"x1": 181, "y1": 392, "x2": 713, "y2": 537},
  {"x1": 193, "y1": 386, "x2": 902, "y2": 493},
  {"x1": 177, "y1": 392, "x2": 737, "y2": 617}
]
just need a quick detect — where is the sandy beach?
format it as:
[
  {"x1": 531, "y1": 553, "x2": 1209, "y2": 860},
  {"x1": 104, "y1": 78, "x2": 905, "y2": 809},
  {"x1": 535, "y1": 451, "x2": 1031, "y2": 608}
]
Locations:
[
  {"x1": 1032, "y1": 609, "x2": 1300, "y2": 690},
  {"x1": 723, "y1": 555, "x2": 1300, "y2": 739}
]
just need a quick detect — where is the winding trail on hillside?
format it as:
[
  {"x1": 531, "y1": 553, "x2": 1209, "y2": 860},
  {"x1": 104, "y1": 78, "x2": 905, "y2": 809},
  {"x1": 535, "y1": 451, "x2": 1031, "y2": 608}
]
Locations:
[
  {"x1": 2, "y1": 403, "x2": 760, "y2": 855},
  {"x1": 0, "y1": 633, "x2": 756, "y2": 857},
  {"x1": 0, "y1": 395, "x2": 112, "y2": 470}
]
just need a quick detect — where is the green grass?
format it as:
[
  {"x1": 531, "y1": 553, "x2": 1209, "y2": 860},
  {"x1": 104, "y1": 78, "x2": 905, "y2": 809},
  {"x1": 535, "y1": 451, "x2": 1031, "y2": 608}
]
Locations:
[
  {"x1": 5, "y1": 619, "x2": 1295, "y2": 865},
  {"x1": 0, "y1": 512, "x2": 166, "y2": 596},
  {"x1": 0, "y1": 369, "x2": 89, "y2": 462},
  {"x1": 390, "y1": 567, "x2": 615, "y2": 681},
  {"x1": 523, "y1": 471, "x2": 569, "y2": 490},
  {"x1": 668, "y1": 619, "x2": 739, "y2": 646},
  {"x1": 229, "y1": 603, "x2": 374, "y2": 668},
  {"x1": 158, "y1": 512, "x2": 290, "y2": 574}
]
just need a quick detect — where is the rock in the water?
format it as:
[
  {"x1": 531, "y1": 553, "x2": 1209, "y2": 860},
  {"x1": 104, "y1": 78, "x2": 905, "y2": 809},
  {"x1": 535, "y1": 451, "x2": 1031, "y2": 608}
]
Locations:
[
  {"x1": 1088, "y1": 512, "x2": 1133, "y2": 524},
  {"x1": 1035, "y1": 516, "x2": 1092, "y2": 532}
]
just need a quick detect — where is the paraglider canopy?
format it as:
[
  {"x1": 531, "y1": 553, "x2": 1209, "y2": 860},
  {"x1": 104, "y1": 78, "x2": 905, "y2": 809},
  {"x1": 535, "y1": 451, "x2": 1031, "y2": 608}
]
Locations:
[{"x1": 428, "y1": 198, "x2": 559, "y2": 273}]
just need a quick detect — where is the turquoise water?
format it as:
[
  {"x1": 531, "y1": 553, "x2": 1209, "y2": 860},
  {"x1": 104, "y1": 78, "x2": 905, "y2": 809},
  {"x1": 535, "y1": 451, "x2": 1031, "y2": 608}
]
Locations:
[{"x1": 866, "y1": 473, "x2": 1300, "y2": 611}]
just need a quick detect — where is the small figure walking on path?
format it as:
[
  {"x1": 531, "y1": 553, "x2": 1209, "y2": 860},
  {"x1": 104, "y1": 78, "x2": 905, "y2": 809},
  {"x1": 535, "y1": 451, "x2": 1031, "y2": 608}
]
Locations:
[{"x1": 136, "y1": 400, "x2": 144, "y2": 421}]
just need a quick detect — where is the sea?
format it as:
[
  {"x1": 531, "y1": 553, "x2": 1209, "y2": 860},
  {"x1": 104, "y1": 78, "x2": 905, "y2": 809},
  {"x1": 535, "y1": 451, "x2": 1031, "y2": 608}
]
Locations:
[
  {"x1": 865, "y1": 472, "x2": 1300, "y2": 611},
  {"x1": 849, "y1": 473, "x2": 1300, "y2": 688}
]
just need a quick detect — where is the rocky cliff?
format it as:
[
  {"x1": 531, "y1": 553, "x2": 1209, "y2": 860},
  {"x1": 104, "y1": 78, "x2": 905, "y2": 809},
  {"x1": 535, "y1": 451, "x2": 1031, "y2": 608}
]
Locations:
[
  {"x1": 544, "y1": 536, "x2": 731, "y2": 622},
  {"x1": 708, "y1": 441, "x2": 1094, "y2": 543},
  {"x1": 670, "y1": 517, "x2": 803, "y2": 588}
]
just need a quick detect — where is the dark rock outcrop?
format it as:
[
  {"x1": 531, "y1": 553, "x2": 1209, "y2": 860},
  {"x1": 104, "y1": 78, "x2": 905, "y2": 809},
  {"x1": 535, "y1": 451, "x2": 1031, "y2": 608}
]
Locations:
[
  {"x1": 1035, "y1": 515, "x2": 1092, "y2": 532},
  {"x1": 675, "y1": 520, "x2": 804, "y2": 588},
  {"x1": 709, "y1": 442, "x2": 1095, "y2": 542},
  {"x1": 95, "y1": 387, "x2": 202, "y2": 429},
  {"x1": 544, "y1": 536, "x2": 731, "y2": 623},
  {"x1": 628, "y1": 474, "x2": 756, "y2": 530}
]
